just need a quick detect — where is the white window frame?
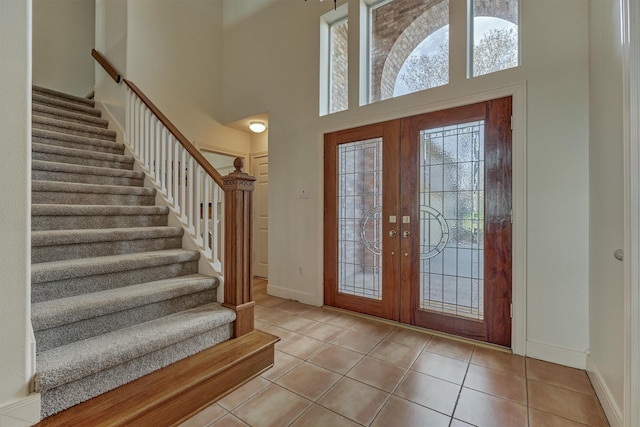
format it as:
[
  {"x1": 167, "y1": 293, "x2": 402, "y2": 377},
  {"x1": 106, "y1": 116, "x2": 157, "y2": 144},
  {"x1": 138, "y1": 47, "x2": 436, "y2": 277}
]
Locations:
[{"x1": 320, "y1": 3, "x2": 349, "y2": 116}]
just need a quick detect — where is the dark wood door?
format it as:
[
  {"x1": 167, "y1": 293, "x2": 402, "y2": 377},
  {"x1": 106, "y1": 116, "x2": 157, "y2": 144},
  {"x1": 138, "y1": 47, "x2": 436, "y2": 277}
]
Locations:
[
  {"x1": 324, "y1": 97, "x2": 513, "y2": 347},
  {"x1": 324, "y1": 121, "x2": 402, "y2": 321}
]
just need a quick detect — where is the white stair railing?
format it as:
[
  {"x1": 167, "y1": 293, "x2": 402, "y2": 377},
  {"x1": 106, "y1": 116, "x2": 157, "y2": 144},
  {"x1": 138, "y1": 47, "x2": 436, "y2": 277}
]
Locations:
[{"x1": 124, "y1": 83, "x2": 224, "y2": 272}]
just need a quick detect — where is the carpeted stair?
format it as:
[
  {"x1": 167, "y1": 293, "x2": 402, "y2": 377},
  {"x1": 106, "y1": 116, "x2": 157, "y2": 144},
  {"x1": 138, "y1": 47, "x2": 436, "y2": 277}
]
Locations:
[{"x1": 31, "y1": 85, "x2": 236, "y2": 419}]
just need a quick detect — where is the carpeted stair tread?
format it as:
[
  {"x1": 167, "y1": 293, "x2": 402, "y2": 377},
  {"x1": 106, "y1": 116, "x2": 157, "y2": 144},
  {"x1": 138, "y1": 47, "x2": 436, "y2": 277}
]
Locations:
[
  {"x1": 34, "y1": 302, "x2": 236, "y2": 393},
  {"x1": 32, "y1": 160, "x2": 143, "y2": 179},
  {"x1": 33, "y1": 85, "x2": 96, "y2": 108},
  {"x1": 32, "y1": 226, "x2": 183, "y2": 248},
  {"x1": 33, "y1": 103, "x2": 109, "y2": 128},
  {"x1": 32, "y1": 204, "x2": 169, "y2": 217},
  {"x1": 32, "y1": 180, "x2": 154, "y2": 197},
  {"x1": 33, "y1": 142, "x2": 133, "y2": 168},
  {"x1": 31, "y1": 249, "x2": 200, "y2": 284},
  {"x1": 31, "y1": 224, "x2": 184, "y2": 259},
  {"x1": 33, "y1": 93, "x2": 101, "y2": 118},
  {"x1": 33, "y1": 129, "x2": 124, "y2": 155},
  {"x1": 31, "y1": 226, "x2": 184, "y2": 262},
  {"x1": 32, "y1": 274, "x2": 217, "y2": 331},
  {"x1": 33, "y1": 115, "x2": 116, "y2": 141},
  {"x1": 32, "y1": 160, "x2": 144, "y2": 187},
  {"x1": 31, "y1": 204, "x2": 170, "y2": 231}
]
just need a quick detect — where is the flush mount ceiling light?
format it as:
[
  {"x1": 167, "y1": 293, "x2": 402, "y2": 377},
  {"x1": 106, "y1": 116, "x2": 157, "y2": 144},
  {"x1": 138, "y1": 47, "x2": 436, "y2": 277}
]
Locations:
[
  {"x1": 305, "y1": 0, "x2": 337, "y2": 10},
  {"x1": 249, "y1": 121, "x2": 267, "y2": 133}
]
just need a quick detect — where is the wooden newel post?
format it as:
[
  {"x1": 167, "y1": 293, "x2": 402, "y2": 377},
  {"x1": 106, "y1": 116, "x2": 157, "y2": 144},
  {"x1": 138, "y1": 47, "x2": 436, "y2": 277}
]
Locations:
[{"x1": 222, "y1": 157, "x2": 256, "y2": 338}]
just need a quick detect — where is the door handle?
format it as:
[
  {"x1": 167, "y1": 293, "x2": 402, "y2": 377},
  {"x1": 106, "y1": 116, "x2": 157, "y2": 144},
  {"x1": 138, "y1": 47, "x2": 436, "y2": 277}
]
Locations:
[
  {"x1": 389, "y1": 230, "x2": 397, "y2": 238},
  {"x1": 403, "y1": 230, "x2": 410, "y2": 238}
]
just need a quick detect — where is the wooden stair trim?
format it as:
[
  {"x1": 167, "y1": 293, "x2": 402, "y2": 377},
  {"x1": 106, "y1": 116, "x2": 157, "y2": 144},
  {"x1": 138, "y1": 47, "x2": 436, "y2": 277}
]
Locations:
[{"x1": 36, "y1": 330, "x2": 279, "y2": 427}]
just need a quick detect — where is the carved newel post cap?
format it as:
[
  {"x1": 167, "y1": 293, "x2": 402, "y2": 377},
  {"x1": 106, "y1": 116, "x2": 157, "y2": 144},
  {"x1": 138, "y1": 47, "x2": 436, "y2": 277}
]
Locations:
[{"x1": 234, "y1": 157, "x2": 244, "y2": 173}]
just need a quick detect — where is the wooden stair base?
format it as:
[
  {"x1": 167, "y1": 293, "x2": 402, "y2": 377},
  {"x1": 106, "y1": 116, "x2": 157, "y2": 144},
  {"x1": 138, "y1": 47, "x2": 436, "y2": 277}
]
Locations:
[{"x1": 36, "y1": 330, "x2": 279, "y2": 427}]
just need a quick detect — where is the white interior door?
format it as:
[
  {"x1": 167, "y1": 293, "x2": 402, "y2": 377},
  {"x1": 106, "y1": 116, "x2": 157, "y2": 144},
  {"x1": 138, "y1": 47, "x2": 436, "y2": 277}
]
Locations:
[{"x1": 252, "y1": 154, "x2": 269, "y2": 278}]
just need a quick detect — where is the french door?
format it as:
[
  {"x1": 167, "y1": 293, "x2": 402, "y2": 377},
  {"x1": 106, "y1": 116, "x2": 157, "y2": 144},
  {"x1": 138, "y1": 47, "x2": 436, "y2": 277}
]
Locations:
[{"x1": 324, "y1": 97, "x2": 512, "y2": 347}]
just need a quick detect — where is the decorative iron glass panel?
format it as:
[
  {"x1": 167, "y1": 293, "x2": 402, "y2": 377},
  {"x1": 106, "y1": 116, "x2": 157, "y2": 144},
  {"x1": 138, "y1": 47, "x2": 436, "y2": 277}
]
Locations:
[
  {"x1": 337, "y1": 138, "x2": 383, "y2": 300},
  {"x1": 419, "y1": 121, "x2": 484, "y2": 319}
]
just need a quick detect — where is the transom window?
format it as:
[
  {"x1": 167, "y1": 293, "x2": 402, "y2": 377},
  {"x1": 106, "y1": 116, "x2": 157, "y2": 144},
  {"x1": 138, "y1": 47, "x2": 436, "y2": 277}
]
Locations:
[{"x1": 319, "y1": 0, "x2": 520, "y2": 115}]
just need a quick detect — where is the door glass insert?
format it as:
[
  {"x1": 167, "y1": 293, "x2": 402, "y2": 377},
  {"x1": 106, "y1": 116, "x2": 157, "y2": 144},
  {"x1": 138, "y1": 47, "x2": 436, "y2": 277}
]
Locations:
[
  {"x1": 337, "y1": 138, "x2": 383, "y2": 300},
  {"x1": 419, "y1": 121, "x2": 485, "y2": 319}
]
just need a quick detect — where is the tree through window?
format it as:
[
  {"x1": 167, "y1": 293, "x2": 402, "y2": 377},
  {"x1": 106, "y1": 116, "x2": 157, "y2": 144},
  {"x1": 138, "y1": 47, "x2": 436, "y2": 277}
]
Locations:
[{"x1": 367, "y1": 0, "x2": 519, "y2": 103}]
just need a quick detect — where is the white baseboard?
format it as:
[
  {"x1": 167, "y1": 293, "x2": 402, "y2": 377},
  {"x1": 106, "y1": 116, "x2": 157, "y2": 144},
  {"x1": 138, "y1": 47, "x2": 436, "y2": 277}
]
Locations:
[
  {"x1": 267, "y1": 284, "x2": 319, "y2": 307},
  {"x1": 0, "y1": 394, "x2": 40, "y2": 427},
  {"x1": 526, "y1": 340, "x2": 587, "y2": 369},
  {"x1": 586, "y1": 355, "x2": 623, "y2": 427}
]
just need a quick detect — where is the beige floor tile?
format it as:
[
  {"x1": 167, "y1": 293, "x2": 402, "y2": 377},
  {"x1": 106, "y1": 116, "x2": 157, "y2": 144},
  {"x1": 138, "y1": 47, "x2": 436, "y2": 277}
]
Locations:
[
  {"x1": 218, "y1": 376, "x2": 271, "y2": 411},
  {"x1": 254, "y1": 294, "x2": 285, "y2": 308},
  {"x1": 210, "y1": 413, "x2": 250, "y2": 427},
  {"x1": 450, "y1": 419, "x2": 476, "y2": 427},
  {"x1": 289, "y1": 404, "x2": 361, "y2": 427},
  {"x1": 411, "y1": 350, "x2": 469, "y2": 384},
  {"x1": 384, "y1": 327, "x2": 432, "y2": 349},
  {"x1": 371, "y1": 396, "x2": 450, "y2": 427},
  {"x1": 260, "y1": 324, "x2": 298, "y2": 342},
  {"x1": 260, "y1": 350, "x2": 303, "y2": 381},
  {"x1": 277, "y1": 334, "x2": 326, "y2": 359},
  {"x1": 276, "y1": 315, "x2": 319, "y2": 333},
  {"x1": 394, "y1": 370, "x2": 461, "y2": 415},
  {"x1": 470, "y1": 346, "x2": 526, "y2": 376},
  {"x1": 369, "y1": 339, "x2": 422, "y2": 368},
  {"x1": 527, "y1": 358, "x2": 595, "y2": 395},
  {"x1": 529, "y1": 408, "x2": 597, "y2": 427},
  {"x1": 348, "y1": 318, "x2": 395, "y2": 338},
  {"x1": 528, "y1": 380, "x2": 609, "y2": 426},
  {"x1": 178, "y1": 403, "x2": 227, "y2": 427},
  {"x1": 277, "y1": 300, "x2": 314, "y2": 315},
  {"x1": 298, "y1": 306, "x2": 337, "y2": 323},
  {"x1": 331, "y1": 329, "x2": 382, "y2": 354},
  {"x1": 318, "y1": 377, "x2": 390, "y2": 426},
  {"x1": 323, "y1": 312, "x2": 360, "y2": 329},
  {"x1": 232, "y1": 384, "x2": 312, "y2": 427},
  {"x1": 309, "y1": 344, "x2": 364, "y2": 374},
  {"x1": 424, "y1": 335, "x2": 475, "y2": 361},
  {"x1": 300, "y1": 322, "x2": 346, "y2": 342},
  {"x1": 454, "y1": 387, "x2": 528, "y2": 427},
  {"x1": 346, "y1": 356, "x2": 407, "y2": 393},
  {"x1": 463, "y1": 363, "x2": 527, "y2": 404},
  {"x1": 276, "y1": 362, "x2": 342, "y2": 400}
]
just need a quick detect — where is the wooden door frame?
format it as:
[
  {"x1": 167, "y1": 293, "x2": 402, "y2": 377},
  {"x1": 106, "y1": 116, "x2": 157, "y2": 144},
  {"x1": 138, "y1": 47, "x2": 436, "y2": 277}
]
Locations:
[
  {"x1": 321, "y1": 83, "x2": 527, "y2": 353},
  {"x1": 251, "y1": 152, "x2": 269, "y2": 279}
]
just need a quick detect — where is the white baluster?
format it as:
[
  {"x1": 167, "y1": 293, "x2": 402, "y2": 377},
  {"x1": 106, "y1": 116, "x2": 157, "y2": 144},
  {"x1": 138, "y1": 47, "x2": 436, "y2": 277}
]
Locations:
[
  {"x1": 194, "y1": 164, "x2": 203, "y2": 245},
  {"x1": 203, "y1": 177, "x2": 212, "y2": 259},
  {"x1": 180, "y1": 148, "x2": 187, "y2": 222},
  {"x1": 187, "y1": 156, "x2": 195, "y2": 234},
  {"x1": 160, "y1": 127, "x2": 167, "y2": 195}
]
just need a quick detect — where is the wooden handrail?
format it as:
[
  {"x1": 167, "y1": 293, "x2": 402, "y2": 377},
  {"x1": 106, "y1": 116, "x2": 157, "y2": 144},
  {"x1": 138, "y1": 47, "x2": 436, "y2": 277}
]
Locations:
[
  {"x1": 91, "y1": 49, "x2": 121, "y2": 83},
  {"x1": 92, "y1": 49, "x2": 255, "y2": 338},
  {"x1": 123, "y1": 79, "x2": 224, "y2": 187}
]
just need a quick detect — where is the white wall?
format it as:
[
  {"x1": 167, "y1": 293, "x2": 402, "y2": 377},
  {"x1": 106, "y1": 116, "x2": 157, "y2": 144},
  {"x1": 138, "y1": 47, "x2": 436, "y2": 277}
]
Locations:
[
  {"x1": 222, "y1": 0, "x2": 591, "y2": 366},
  {"x1": 0, "y1": 0, "x2": 39, "y2": 424},
  {"x1": 33, "y1": 0, "x2": 95, "y2": 97},
  {"x1": 125, "y1": 0, "x2": 250, "y2": 156},
  {"x1": 588, "y1": 0, "x2": 626, "y2": 423},
  {"x1": 95, "y1": 0, "x2": 128, "y2": 129}
]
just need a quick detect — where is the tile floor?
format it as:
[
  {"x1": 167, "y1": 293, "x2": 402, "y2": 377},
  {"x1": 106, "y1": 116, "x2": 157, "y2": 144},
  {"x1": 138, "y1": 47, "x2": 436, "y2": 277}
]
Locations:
[{"x1": 179, "y1": 280, "x2": 609, "y2": 427}]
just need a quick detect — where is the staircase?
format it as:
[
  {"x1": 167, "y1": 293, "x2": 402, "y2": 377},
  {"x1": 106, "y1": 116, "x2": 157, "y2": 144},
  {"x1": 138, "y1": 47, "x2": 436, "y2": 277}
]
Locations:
[{"x1": 30, "y1": 86, "x2": 273, "y2": 423}]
